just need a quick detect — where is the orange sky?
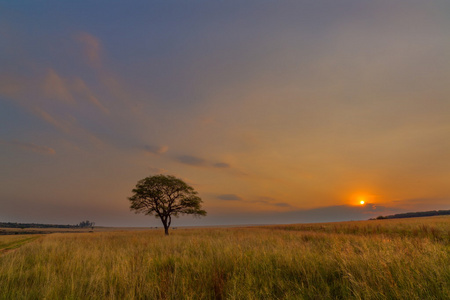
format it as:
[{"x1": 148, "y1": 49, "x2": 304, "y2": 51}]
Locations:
[{"x1": 1, "y1": 1, "x2": 449, "y2": 226}]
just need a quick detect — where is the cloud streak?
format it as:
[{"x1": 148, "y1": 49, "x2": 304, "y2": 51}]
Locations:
[
  {"x1": 175, "y1": 154, "x2": 231, "y2": 171},
  {"x1": 176, "y1": 155, "x2": 207, "y2": 166},
  {"x1": 276, "y1": 204, "x2": 403, "y2": 224},
  {"x1": 43, "y1": 69, "x2": 76, "y2": 104},
  {"x1": 217, "y1": 194, "x2": 242, "y2": 201},
  {"x1": 213, "y1": 162, "x2": 230, "y2": 168},
  {"x1": 76, "y1": 32, "x2": 102, "y2": 67},
  {"x1": 143, "y1": 144, "x2": 169, "y2": 155},
  {"x1": 216, "y1": 194, "x2": 294, "y2": 209},
  {"x1": 42, "y1": 69, "x2": 109, "y2": 114},
  {"x1": 2, "y1": 140, "x2": 55, "y2": 155}
]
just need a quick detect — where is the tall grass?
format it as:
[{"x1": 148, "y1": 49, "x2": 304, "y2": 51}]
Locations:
[
  {"x1": 0, "y1": 217, "x2": 449, "y2": 299},
  {"x1": 267, "y1": 216, "x2": 450, "y2": 242},
  {"x1": 0, "y1": 235, "x2": 39, "y2": 252}
]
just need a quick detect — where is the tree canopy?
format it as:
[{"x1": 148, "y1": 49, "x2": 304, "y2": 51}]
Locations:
[{"x1": 128, "y1": 174, "x2": 206, "y2": 235}]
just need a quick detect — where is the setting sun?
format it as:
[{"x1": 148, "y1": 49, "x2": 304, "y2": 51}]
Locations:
[{"x1": 360, "y1": 200, "x2": 365, "y2": 205}]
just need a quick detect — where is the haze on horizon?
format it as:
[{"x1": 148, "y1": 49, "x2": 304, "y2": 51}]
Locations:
[{"x1": 1, "y1": 1, "x2": 450, "y2": 227}]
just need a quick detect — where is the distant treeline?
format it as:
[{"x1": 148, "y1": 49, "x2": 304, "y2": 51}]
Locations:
[
  {"x1": 373, "y1": 210, "x2": 450, "y2": 220},
  {"x1": 0, "y1": 220, "x2": 95, "y2": 229}
]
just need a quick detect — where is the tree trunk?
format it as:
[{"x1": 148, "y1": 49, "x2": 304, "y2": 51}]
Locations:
[
  {"x1": 164, "y1": 225, "x2": 169, "y2": 236},
  {"x1": 161, "y1": 219, "x2": 169, "y2": 236},
  {"x1": 160, "y1": 215, "x2": 170, "y2": 236}
]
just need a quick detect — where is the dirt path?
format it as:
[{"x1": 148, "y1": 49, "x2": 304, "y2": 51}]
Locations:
[{"x1": 0, "y1": 235, "x2": 41, "y2": 255}]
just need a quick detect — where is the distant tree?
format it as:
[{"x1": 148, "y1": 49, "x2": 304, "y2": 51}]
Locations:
[
  {"x1": 78, "y1": 220, "x2": 94, "y2": 228},
  {"x1": 128, "y1": 174, "x2": 206, "y2": 235}
]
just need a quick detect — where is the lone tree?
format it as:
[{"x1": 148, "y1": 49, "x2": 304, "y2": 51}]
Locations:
[{"x1": 128, "y1": 174, "x2": 206, "y2": 235}]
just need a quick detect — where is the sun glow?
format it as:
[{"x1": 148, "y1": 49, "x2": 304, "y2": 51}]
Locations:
[{"x1": 350, "y1": 193, "x2": 374, "y2": 206}]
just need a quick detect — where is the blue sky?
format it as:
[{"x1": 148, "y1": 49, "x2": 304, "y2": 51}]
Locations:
[{"x1": 1, "y1": 1, "x2": 450, "y2": 226}]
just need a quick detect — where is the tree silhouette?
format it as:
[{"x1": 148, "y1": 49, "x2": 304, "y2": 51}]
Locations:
[{"x1": 128, "y1": 174, "x2": 206, "y2": 235}]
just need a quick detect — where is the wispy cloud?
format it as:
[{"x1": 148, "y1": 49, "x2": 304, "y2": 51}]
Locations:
[
  {"x1": 272, "y1": 202, "x2": 292, "y2": 208},
  {"x1": 216, "y1": 194, "x2": 294, "y2": 209},
  {"x1": 71, "y1": 78, "x2": 109, "y2": 114},
  {"x1": 33, "y1": 107, "x2": 70, "y2": 133},
  {"x1": 32, "y1": 107, "x2": 104, "y2": 148},
  {"x1": 175, "y1": 154, "x2": 231, "y2": 170},
  {"x1": 76, "y1": 32, "x2": 102, "y2": 66},
  {"x1": 277, "y1": 204, "x2": 403, "y2": 224},
  {"x1": 43, "y1": 69, "x2": 75, "y2": 104},
  {"x1": 143, "y1": 144, "x2": 169, "y2": 155},
  {"x1": 74, "y1": 31, "x2": 132, "y2": 107},
  {"x1": 249, "y1": 196, "x2": 295, "y2": 208},
  {"x1": 217, "y1": 194, "x2": 242, "y2": 201},
  {"x1": 176, "y1": 155, "x2": 207, "y2": 167},
  {"x1": 42, "y1": 69, "x2": 109, "y2": 114},
  {"x1": 213, "y1": 162, "x2": 230, "y2": 168},
  {"x1": 2, "y1": 140, "x2": 55, "y2": 155}
]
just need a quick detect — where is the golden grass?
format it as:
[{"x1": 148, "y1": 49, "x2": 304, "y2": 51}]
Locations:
[
  {"x1": 264, "y1": 216, "x2": 450, "y2": 242},
  {"x1": 0, "y1": 217, "x2": 449, "y2": 299},
  {"x1": 0, "y1": 235, "x2": 40, "y2": 252}
]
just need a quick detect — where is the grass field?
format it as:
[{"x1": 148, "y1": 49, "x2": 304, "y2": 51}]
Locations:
[
  {"x1": 0, "y1": 217, "x2": 449, "y2": 299},
  {"x1": 0, "y1": 235, "x2": 40, "y2": 253}
]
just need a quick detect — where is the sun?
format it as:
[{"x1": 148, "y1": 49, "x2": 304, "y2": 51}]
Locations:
[{"x1": 351, "y1": 193, "x2": 373, "y2": 206}]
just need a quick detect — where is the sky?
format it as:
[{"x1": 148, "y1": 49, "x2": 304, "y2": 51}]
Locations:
[{"x1": 1, "y1": 1, "x2": 450, "y2": 227}]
